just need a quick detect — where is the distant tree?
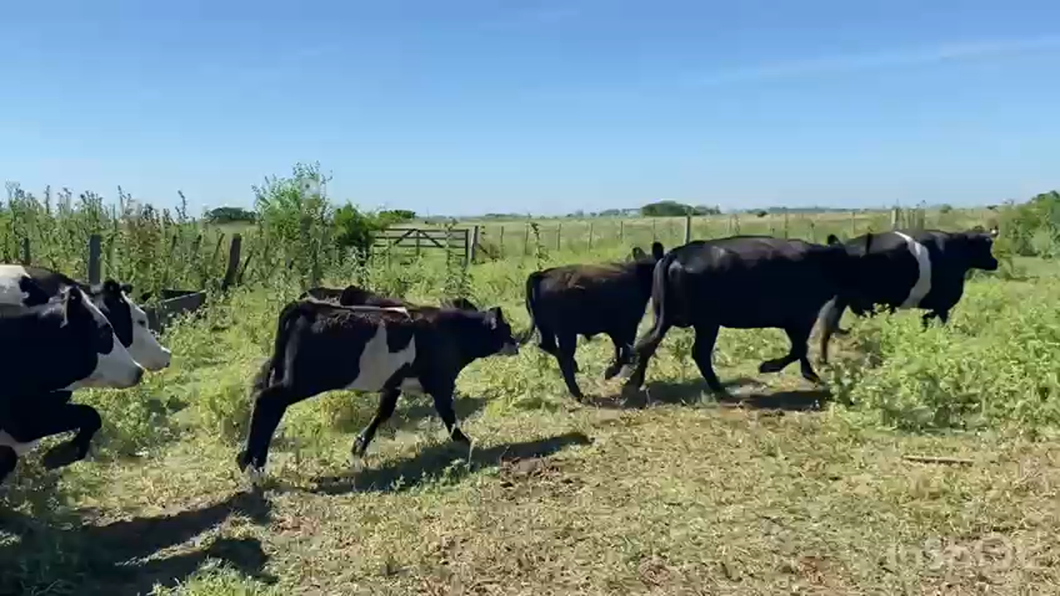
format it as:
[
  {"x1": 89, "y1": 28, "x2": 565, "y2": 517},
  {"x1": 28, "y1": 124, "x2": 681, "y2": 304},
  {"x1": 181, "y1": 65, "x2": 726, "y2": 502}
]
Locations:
[
  {"x1": 641, "y1": 200, "x2": 694, "y2": 217},
  {"x1": 204, "y1": 206, "x2": 256, "y2": 224},
  {"x1": 939, "y1": 204, "x2": 954, "y2": 214}
]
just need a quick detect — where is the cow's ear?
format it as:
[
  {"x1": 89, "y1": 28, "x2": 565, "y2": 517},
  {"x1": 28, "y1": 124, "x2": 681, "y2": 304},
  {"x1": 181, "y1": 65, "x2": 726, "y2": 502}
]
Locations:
[
  {"x1": 990, "y1": 225, "x2": 1000, "y2": 238},
  {"x1": 631, "y1": 247, "x2": 646, "y2": 260},
  {"x1": 826, "y1": 234, "x2": 840, "y2": 246},
  {"x1": 651, "y1": 241, "x2": 665, "y2": 260},
  {"x1": 61, "y1": 287, "x2": 83, "y2": 326},
  {"x1": 121, "y1": 283, "x2": 133, "y2": 296}
]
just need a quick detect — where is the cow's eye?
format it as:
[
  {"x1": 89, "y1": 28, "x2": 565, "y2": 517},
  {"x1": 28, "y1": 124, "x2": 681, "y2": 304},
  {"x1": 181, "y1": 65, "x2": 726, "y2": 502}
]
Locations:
[{"x1": 137, "y1": 319, "x2": 148, "y2": 328}]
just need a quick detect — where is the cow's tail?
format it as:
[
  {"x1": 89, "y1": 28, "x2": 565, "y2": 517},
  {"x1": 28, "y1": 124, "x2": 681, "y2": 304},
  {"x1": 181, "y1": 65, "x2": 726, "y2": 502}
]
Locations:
[
  {"x1": 250, "y1": 301, "x2": 302, "y2": 396},
  {"x1": 633, "y1": 250, "x2": 678, "y2": 354},
  {"x1": 517, "y1": 272, "x2": 545, "y2": 345}
]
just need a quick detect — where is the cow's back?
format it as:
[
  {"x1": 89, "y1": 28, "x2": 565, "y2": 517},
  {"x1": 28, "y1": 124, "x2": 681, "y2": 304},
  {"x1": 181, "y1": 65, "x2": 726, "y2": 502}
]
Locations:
[
  {"x1": 535, "y1": 261, "x2": 648, "y2": 334},
  {"x1": 666, "y1": 237, "x2": 847, "y2": 328}
]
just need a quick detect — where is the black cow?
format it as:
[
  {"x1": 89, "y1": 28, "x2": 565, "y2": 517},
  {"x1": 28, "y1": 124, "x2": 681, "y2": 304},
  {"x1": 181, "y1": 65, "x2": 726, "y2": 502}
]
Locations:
[
  {"x1": 0, "y1": 285, "x2": 144, "y2": 483},
  {"x1": 521, "y1": 242, "x2": 665, "y2": 400},
  {"x1": 817, "y1": 226, "x2": 999, "y2": 364},
  {"x1": 300, "y1": 284, "x2": 478, "y2": 311},
  {"x1": 237, "y1": 300, "x2": 519, "y2": 480},
  {"x1": 622, "y1": 235, "x2": 874, "y2": 397}
]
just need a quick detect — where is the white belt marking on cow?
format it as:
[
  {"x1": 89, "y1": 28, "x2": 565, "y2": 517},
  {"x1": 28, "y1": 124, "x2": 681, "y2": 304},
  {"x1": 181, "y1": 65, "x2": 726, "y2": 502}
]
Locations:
[
  {"x1": 344, "y1": 322, "x2": 417, "y2": 392},
  {"x1": 0, "y1": 431, "x2": 39, "y2": 457},
  {"x1": 893, "y1": 231, "x2": 932, "y2": 309}
]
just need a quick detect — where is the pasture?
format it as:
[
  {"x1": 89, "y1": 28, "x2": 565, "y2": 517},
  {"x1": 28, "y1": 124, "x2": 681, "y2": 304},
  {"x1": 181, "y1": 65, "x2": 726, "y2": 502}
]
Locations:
[{"x1": 3, "y1": 189, "x2": 1060, "y2": 595}]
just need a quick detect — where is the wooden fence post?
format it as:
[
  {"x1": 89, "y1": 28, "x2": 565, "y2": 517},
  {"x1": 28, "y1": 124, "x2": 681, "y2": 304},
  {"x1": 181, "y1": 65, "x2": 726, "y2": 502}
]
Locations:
[
  {"x1": 523, "y1": 223, "x2": 530, "y2": 256},
  {"x1": 652, "y1": 218, "x2": 657, "y2": 240},
  {"x1": 20, "y1": 238, "x2": 30, "y2": 265},
  {"x1": 222, "y1": 234, "x2": 242, "y2": 291},
  {"x1": 683, "y1": 215, "x2": 692, "y2": 244},
  {"x1": 556, "y1": 223, "x2": 562, "y2": 251},
  {"x1": 88, "y1": 234, "x2": 101, "y2": 284},
  {"x1": 468, "y1": 226, "x2": 480, "y2": 265},
  {"x1": 850, "y1": 211, "x2": 856, "y2": 236},
  {"x1": 891, "y1": 207, "x2": 900, "y2": 230},
  {"x1": 499, "y1": 226, "x2": 505, "y2": 258},
  {"x1": 619, "y1": 220, "x2": 624, "y2": 241},
  {"x1": 588, "y1": 222, "x2": 594, "y2": 249}
]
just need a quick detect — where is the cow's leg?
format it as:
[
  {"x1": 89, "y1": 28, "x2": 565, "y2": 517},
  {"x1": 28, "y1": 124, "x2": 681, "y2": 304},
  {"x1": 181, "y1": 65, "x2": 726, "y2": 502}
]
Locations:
[
  {"x1": 556, "y1": 333, "x2": 584, "y2": 400},
  {"x1": 623, "y1": 320, "x2": 673, "y2": 393},
  {"x1": 38, "y1": 404, "x2": 103, "y2": 470},
  {"x1": 603, "y1": 330, "x2": 634, "y2": 380},
  {"x1": 691, "y1": 322, "x2": 725, "y2": 394},
  {"x1": 0, "y1": 446, "x2": 17, "y2": 485},
  {"x1": 3, "y1": 400, "x2": 102, "y2": 471},
  {"x1": 353, "y1": 388, "x2": 401, "y2": 458},
  {"x1": 761, "y1": 321, "x2": 818, "y2": 382},
  {"x1": 817, "y1": 296, "x2": 848, "y2": 365},
  {"x1": 237, "y1": 384, "x2": 298, "y2": 476},
  {"x1": 921, "y1": 309, "x2": 949, "y2": 328},
  {"x1": 426, "y1": 384, "x2": 471, "y2": 447}
]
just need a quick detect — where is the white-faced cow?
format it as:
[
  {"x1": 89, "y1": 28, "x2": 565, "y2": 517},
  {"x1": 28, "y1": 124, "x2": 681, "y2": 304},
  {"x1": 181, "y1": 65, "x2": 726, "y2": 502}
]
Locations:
[
  {"x1": 237, "y1": 300, "x2": 519, "y2": 480},
  {"x1": 0, "y1": 265, "x2": 172, "y2": 371},
  {"x1": 521, "y1": 242, "x2": 665, "y2": 400},
  {"x1": 622, "y1": 235, "x2": 874, "y2": 397},
  {"x1": 816, "y1": 226, "x2": 1000, "y2": 364},
  {"x1": 300, "y1": 284, "x2": 478, "y2": 311},
  {"x1": 0, "y1": 285, "x2": 145, "y2": 483}
]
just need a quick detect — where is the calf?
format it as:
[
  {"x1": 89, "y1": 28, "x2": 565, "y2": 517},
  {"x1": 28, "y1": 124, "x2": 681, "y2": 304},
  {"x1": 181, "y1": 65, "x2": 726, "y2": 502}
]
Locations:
[
  {"x1": 521, "y1": 242, "x2": 665, "y2": 400},
  {"x1": 817, "y1": 226, "x2": 999, "y2": 364},
  {"x1": 300, "y1": 284, "x2": 478, "y2": 311},
  {"x1": 0, "y1": 285, "x2": 145, "y2": 483},
  {"x1": 237, "y1": 300, "x2": 519, "y2": 480},
  {"x1": 622, "y1": 235, "x2": 874, "y2": 397},
  {"x1": 0, "y1": 264, "x2": 172, "y2": 371}
]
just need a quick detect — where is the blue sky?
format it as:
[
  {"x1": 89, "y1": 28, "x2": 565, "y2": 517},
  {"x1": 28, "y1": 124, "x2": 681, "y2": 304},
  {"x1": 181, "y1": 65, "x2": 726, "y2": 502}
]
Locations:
[{"x1": 3, "y1": 0, "x2": 1059, "y2": 216}]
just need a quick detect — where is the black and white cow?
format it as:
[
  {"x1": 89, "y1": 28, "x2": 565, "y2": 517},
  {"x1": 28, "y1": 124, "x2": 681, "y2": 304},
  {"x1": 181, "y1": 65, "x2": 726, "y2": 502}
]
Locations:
[
  {"x1": 0, "y1": 265, "x2": 167, "y2": 479},
  {"x1": 817, "y1": 226, "x2": 1000, "y2": 364},
  {"x1": 237, "y1": 300, "x2": 520, "y2": 480},
  {"x1": 520, "y1": 242, "x2": 665, "y2": 400},
  {"x1": 300, "y1": 284, "x2": 479, "y2": 312},
  {"x1": 622, "y1": 234, "x2": 875, "y2": 397},
  {"x1": 0, "y1": 265, "x2": 172, "y2": 371},
  {"x1": 0, "y1": 284, "x2": 145, "y2": 483}
]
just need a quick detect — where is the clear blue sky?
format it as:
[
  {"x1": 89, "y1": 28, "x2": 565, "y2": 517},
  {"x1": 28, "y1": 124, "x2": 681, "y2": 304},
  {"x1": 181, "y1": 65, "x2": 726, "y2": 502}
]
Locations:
[{"x1": 3, "y1": 0, "x2": 1059, "y2": 217}]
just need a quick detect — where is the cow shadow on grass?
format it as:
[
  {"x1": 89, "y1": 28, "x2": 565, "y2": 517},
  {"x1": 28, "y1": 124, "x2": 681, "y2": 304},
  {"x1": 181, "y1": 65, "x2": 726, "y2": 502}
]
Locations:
[
  {"x1": 0, "y1": 490, "x2": 275, "y2": 596},
  {"x1": 305, "y1": 431, "x2": 593, "y2": 496},
  {"x1": 592, "y1": 376, "x2": 831, "y2": 412}
]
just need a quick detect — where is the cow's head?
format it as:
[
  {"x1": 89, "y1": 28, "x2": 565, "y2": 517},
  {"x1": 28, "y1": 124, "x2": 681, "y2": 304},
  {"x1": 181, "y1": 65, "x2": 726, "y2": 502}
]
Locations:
[
  {"x1": 442, "y1": 296, "x2": 479, "y2": 311},
  {"x1": 61, "y1": 286, "x2": 145, "y2": 390},
  {"x1": 466, "y1": 306, "x2": 519, "y2": 358},
  {"x1": 824, "y1": 232, "x2": 877, "y2": 296},
  {"x1": 960, "y1": 227, "x2": 999, "y2": 272},
  {"x1": 91, "y1": 280, "x2": 172, "y2": 371},
  {"x1": 631, "y1": 241, "x2": 666, "y2": 293}
]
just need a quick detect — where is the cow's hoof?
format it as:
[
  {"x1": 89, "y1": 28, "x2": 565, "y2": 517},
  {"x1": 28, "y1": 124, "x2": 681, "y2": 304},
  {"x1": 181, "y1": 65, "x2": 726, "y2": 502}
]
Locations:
[
  {"x1": 41, "y1": 442, "x2": 83, "y2": 470},
  {"x1": 603, "y1": 363, "x2": 624, "y2": 380},
  {"x1": 244, "y1": 465, "x2": 265, "y2": 488},
  {"x1": 351, "y1": 436, "x2": 369, "y2": 458},
  {"x1": 758, "y1": 359, "x2": 786, "y2": 374},
  {"x1": 450, "y1": 427, "x2": 471, "y2": 445}
]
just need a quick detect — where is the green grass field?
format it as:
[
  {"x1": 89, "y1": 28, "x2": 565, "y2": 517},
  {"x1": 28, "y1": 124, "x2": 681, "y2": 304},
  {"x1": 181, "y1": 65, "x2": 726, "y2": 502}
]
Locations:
[{"x1": 3, "y1": 214, "x2": 1059, "y2": 595}]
